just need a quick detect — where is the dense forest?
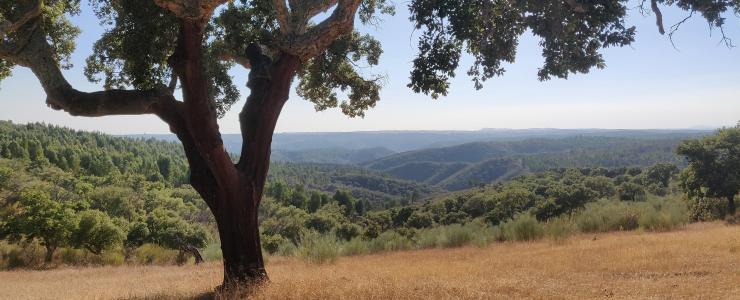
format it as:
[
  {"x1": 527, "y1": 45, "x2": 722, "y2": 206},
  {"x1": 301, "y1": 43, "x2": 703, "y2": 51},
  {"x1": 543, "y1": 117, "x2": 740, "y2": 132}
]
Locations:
[{"x1": 0, "y1": 122, "x2": 735, "y2": 269}]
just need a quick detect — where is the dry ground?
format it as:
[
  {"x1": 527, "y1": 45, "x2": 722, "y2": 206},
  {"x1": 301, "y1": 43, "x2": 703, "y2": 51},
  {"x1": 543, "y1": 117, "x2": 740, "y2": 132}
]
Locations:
[{"x1": 1, "y1": 222, "x2": 739, "y2": 300}]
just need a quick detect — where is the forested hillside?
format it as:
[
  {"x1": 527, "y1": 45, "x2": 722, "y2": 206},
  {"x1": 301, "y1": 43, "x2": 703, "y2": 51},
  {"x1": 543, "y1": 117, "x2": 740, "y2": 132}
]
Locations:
[
  {"x1": 0, "y1": 121, "x2": 189, "y2": 185},
  {"x1": 1, "y1": 121, "x2": 732, "y2": 271},
  {"x1": 364, "y1": 136, "x2": 697, "y2": 190},
  {"x1": 0, "y1": 122, "x2": 424, "y2": 204}
]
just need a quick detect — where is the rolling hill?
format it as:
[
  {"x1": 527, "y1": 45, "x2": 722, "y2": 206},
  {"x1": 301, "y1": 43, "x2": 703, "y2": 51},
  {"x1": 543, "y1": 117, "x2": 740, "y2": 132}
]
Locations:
[{"x1": 363, "y1": 136, "x2": 703, "y2": 190}]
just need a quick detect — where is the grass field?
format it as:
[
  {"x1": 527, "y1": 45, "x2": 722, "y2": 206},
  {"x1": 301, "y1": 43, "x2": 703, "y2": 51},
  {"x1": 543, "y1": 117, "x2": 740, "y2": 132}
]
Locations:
[{"x1": 1, "y1": 222, "x2": 739, "y2": 299}]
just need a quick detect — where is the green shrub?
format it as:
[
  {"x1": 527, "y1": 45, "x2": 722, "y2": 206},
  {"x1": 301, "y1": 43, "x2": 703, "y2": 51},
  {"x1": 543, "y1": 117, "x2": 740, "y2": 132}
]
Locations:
[
  {"x1": 58, "y1": 248, "x2": 125, "y2": 266},
  {"x1": 0, "y1": 241, "x2": 43, "y2": 269},
  {"x1": 202, "y1": 243, "x2": 223, "y2": 261},
  {"x1": 575, "y1": 200, "x2": 640, "y2": 233},
  {"x1": 367, "y1": 231, "x2": 412, "y2": 253},
  {"x1": 414, "y1": 227, "x2": 443, "y2": 249},
  {"x1": 134, "y1": 243, "x2": 179, "y2": 265},
  {"x1": 261, "y1": 234, "x2": 288, "y2": 254},
  {"x1": 275, "y1": 240, "x2": 297, "y2": 257},
  {"x1": 297, "y1": 231, "x2": 339, "y2": 264},
  {"x1": 687, "y1": 197, "x2": 727, "y2": 221},
  {"x1": 501, "y1": 214, "x2": 544, "y2": 242},
  {"x1": 340, "y1": 238, "x2": 369, "y2": 256},
  {"x1": 545, "y1": 216, "x2": 576, "y2": 242},
  {"x1": 438, "y1": 224, "x2": 475, "y2": 248},
  {"x1": 638, "y1": 197, "x2": 688, "y2": 231}
]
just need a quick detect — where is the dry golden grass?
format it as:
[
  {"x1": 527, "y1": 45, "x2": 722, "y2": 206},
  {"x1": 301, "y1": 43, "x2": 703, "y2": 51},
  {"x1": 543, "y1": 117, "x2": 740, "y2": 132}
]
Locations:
[{"x1": 1, "y1": 222, "x2": 739, "y2": 300}]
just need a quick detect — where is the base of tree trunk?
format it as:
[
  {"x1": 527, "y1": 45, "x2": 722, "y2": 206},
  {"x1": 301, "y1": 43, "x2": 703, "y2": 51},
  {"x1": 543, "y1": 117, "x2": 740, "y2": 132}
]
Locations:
[{"x1": 216, "y1": 270, "x2": 269, "y2": 297}]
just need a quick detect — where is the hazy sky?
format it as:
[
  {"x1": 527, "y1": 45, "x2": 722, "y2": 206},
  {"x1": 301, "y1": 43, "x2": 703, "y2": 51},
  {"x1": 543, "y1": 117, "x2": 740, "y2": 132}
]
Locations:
[{"x1": 0, "y1": 1, "x2": 738, "y2": 134}]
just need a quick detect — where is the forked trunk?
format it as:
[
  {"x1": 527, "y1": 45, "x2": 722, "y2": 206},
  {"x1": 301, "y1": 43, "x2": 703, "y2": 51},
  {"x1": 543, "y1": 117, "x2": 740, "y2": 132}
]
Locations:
[{"x1": 187, "y1": 54, "x2": 298, "y2": 288}]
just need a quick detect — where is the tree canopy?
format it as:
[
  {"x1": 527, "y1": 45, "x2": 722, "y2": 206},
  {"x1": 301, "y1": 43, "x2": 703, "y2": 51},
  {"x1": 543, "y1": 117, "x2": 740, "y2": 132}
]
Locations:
[
  {"x1": 1, "y1": 0, "x2": 737, "y2": 115},
  {"x1": 678, "y1": 124, "x2": 740, "y2": 216}
]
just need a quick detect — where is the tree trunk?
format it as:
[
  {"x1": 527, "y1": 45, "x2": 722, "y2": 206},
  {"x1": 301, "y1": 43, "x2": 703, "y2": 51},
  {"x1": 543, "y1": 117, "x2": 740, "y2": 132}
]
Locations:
[
  {"x1": 168, "y1": 22, "x2": 299, "y2": 287},
  {"x1": 44, "y1": 245, "x2": 55, "y2": 263},
  {"x1": 728, "y1": 195, "x2": 736, "y2": 216},
  {"x1": 212, "y1": 183, "x2": 267, "y2": 286}
]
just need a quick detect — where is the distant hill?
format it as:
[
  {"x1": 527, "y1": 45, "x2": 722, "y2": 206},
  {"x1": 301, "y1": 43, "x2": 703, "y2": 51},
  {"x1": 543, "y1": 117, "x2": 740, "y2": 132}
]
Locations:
[
  {"x1": 271, "y1": 147, "x2": 395, "y2": 164},
  {"x1": 268, "y1": 162, "x2": 441, "y2": 206},
  {"x1": 129, "y1": 128, "x2": 712, "y2": 153},
  {"x1": 363, "y1": 136, "x2": 704, "y2": 190}
]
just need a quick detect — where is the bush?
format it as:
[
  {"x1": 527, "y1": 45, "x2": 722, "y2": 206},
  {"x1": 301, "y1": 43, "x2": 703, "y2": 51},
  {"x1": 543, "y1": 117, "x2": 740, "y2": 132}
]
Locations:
[
  {"x1": 261, "y1": 234, "x2": 288, "y2": 254},
  {"x1": 367, "y1": 231, "x2": 412, "y2": 253},
  {"x1": 0, "y1": 241, "x2": 44, "y2": 269},
  {"x1": 297, "y1": 231, "x2": 339, "y2": 264},
  {"x1": 437, "y1": 224, "x2": 475, "y2": 248},
  {"x1": 341, "y1": 238, "x2": 369, "y2": 256},
  {"x1": 202, "y1": 243, "x2": 223, "y2": 261},
  {"x1": 501, "y1": 214, "x2": 544, "y2": 242},
  {"x1": 58, "y1": 248, "x2": 122, "y2": 266},
  {"x1": 414, "y1": 227, "x2": 443, "y2": 249},
  {"x1": 134, "y1": 243, "x2": 179, "y2": 265},
  {"x1": 462, "y1": 221, "x2": 499, "y2": 248},
  {"x1": 275, "y1": 239, "x2": 297, "y2": 257},
  {"x1": 687, "y1": 197, "x2": 727, "y2": 221},
  {"x1": 638, "y1": 197, "x2": 688, "y2": 231},
  {"x1": 575, "y1": 200, "x2": 640, "y2": 233},
  {"x1": 545, "y1": 216, "x2": 576, "y2": 242}
]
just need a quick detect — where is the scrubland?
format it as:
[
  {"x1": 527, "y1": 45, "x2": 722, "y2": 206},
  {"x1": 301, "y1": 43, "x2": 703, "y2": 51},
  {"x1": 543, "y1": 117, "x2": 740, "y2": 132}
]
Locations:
[{"x1": 1, "y1": 222, "x2": 738, "y2": 299}]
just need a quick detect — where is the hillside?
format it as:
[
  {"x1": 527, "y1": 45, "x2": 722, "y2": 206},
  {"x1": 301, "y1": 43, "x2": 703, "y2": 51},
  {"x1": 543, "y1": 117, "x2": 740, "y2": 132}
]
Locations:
[
  {"x1": 0, "y1": 122, "x2": 429, "y2": 205},
  {"x1": 3, "y1": 222, "x2": 736, "y2": 299},
  {"x1": 364, "y1": 136, "x2": 697, "y2": 190},
  {"x1": 0, "y1": 121, "x2": 190, "y2": 185},
  {"x1": 268, "y1": 162, "x2": 440, "y2": 206}
]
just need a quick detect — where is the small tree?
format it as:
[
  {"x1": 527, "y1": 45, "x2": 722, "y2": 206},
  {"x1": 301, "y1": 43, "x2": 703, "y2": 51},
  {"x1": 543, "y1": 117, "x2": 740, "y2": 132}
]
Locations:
[
  {"x1": 643, "y1": 163, "x2": 678, "y2": 188},
  {"x1": 677, "y1": 125, "x2": 740, "y2": 216},
  {"x1": 72, "y1": 210, "x2": 125, "y2": 255},
  {"x1": 617, "y1": 182, "x2": 647, "y2": 201},
  {"x1": 3, "y1": 187, "x2": 77, "y2": 263}
]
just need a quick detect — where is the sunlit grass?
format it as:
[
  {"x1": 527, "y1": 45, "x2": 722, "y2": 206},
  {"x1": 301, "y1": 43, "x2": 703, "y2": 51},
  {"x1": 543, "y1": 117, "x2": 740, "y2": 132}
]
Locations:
[{"x1": 0, "y1": 222, "x2": 738, "y2": 299}]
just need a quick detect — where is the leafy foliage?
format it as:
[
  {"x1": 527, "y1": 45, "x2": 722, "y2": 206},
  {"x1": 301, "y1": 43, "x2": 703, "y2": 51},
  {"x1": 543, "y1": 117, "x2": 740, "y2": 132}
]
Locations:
[{"x1": 677, "y1": 125, "x2": 740, "y2": 215}]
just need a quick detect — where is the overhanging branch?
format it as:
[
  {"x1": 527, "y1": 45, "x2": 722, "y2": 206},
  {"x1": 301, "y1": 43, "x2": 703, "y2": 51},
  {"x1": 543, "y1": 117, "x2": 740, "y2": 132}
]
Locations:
[{"x1": 0, "y1": 20, "x2": 177, "y2": 118}]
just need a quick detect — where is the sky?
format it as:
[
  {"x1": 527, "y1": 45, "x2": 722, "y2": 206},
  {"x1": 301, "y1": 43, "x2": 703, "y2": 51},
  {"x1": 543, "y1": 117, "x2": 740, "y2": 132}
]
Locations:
[{"x1": 0, "y1": 1, "x2": 738, "y2": 134}]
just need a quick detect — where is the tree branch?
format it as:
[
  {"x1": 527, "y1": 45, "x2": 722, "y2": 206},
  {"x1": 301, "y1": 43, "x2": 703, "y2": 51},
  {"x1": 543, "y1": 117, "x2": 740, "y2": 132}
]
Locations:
[
  {"x1": 153, "y1": 0, "x2": 228, "y2": 21},
  {"x1": 0, "y1": 0, "x2": 42, "y2": 39},
  {"x1": 275, "y1": 0, "x2": 361, "y2": 60},
  {"x1": 304, "y1": 0, "x2": 339, "y2": 19},
  {"x1": 217, "y1": 52, "x2": 252, "y2": 69},
  {"x1": 651, "y1": 0, "x2": 666, "y2": 35},
  {"x1": 0, "y1": 23, "x2": 176, "y2": 117},
  {"x1": 272, "y1": 0, "x2": 291, "y2": 34}
]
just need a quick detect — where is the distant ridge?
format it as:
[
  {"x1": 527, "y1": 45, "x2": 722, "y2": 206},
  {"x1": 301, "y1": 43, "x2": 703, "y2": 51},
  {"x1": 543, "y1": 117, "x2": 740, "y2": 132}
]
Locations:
[{"x1": 127, "y1": 128, "x2": 712, "y2": 154}]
